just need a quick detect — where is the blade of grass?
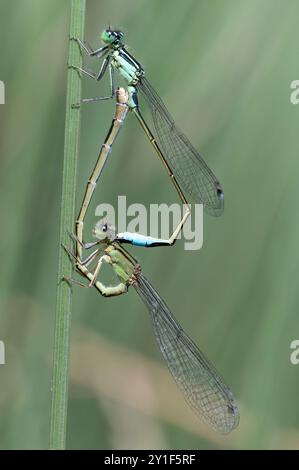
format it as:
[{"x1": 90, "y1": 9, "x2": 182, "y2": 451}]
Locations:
[{"x1": 50, "y1": 0, "x2": 86, "y2": 450}]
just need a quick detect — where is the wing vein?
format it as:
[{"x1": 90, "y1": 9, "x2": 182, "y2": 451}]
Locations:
[{"x1": 134, "y1": 273, "x2": 239, "y2": 433}]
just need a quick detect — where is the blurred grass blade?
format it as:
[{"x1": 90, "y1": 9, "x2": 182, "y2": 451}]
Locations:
[{"x1": 50, "y1": 0, "x2": 86, "y2": 450}]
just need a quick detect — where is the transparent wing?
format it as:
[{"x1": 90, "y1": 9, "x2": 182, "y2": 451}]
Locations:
[
  {"x1": 134, "y1": 273, "x2": 239, "y2": 433},
  {"x1": 137, "y1": 77, "x2": 224, "y2": 216}
]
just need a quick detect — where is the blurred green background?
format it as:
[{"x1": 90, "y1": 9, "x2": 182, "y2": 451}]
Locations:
[{"x1": 0, "y1": 0, "x2": 299, "y2": 450}]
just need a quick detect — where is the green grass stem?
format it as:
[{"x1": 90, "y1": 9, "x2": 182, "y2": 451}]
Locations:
[{"x1": 49, "y1": 0, "x2": 86, "y2": 450}]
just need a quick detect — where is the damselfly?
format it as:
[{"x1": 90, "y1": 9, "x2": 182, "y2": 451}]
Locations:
[
  {"x1": 65, "y1": 220, "x2": 239, "y2": 434},
  {"x1": 66, "y1": 89, "x2": 238, "y2": 434},
  {"x1": 70, "y1": 28, "x2": 224, "y2": 216}
]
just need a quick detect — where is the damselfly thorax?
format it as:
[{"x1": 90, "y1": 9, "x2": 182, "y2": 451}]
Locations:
[{"x1": 111, "y1": 48, "x2": 144, "y2": 85}]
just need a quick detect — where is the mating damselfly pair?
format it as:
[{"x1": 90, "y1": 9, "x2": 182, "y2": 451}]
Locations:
[{"x1": 66, "y1": 28, "x2": 239, "y2": 434}]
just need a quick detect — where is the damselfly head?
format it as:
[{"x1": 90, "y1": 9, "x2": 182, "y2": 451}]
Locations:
[
  {"x1": 93, "y1": 220, "x2": 116, "y2": 242},
  {"x1": 101, "y1": 28, "x2": 124, "y2": 46}
]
